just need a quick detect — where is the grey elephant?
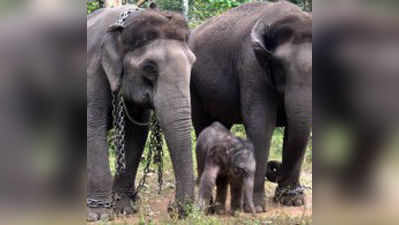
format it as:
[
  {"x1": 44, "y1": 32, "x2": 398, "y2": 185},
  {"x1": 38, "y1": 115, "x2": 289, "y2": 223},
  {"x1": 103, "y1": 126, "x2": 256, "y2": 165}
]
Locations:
[
  {"x1": 87, "y1": 5, "x2": 196, "y2": 221},
  {"x1": 196, "y1": 122, "x2": 256, "y2": 215},
  {"x1": 189, "y1": 1, "x2": 312, "y2": 212}
]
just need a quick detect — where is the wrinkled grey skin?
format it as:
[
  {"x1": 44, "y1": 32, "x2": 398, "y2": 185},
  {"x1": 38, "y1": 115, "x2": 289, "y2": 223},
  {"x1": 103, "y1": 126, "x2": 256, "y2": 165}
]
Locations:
[
  {"x1": 189, "y1": 1, "x2": 312, "y2": 212},
  {"x1": 196, "y1": 122, "x2": 256, "y2": 215},
  {"x1": 87, "y1": 6, "x2": 196, "y2": 221}
]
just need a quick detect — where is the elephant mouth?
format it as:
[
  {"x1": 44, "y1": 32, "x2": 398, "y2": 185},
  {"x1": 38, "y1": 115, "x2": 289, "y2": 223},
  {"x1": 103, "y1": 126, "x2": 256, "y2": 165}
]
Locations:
[
  {"x1": 123, "y1": 104, "x2": 151, "y2": 126},
  {"x1": 123, "y1": 92, "x2": 155, "y2": 110},
  {"x1": 139, "y1": 101, "x2": 154, "y2": 110},
  {"x1": 121, "y1": 97, "x2": 153, "y2": 125}
]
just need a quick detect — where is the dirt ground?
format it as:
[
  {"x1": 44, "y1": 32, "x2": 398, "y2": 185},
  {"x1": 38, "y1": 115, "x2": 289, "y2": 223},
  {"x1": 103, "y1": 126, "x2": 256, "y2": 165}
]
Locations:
[{"x1": 89, "y1": 169, "x2": 312, "y2": 225}]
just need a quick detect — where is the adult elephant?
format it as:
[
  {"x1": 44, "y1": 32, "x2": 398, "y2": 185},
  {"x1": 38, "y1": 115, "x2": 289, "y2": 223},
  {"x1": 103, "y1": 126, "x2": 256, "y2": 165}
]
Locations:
[
  {"x1": 189, "y1": 1, "x2": 312, "y2": 212},
  {"x1": 87, "y1": 5, "x2": 196, "y2": 221}
]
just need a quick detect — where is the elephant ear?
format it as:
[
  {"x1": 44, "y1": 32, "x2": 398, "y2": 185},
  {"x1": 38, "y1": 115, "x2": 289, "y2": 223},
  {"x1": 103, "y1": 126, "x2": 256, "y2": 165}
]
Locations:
[
  {"x1": 250, "y1": 20, "x2": 273, "y2": 62},
  {"x1": 250, "y1": 18, "x2": 294, "y2": 59},
  {"x1": 101, "y1": 24, "x2": 124, "y2": 92},
  {"x1": 250, "y1": 18, "x2": 294, "y2": 93}
]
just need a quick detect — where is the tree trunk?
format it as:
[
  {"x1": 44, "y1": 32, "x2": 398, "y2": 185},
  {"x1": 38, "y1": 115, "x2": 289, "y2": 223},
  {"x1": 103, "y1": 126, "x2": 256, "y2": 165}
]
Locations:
[
  {"x1": 183, "y1": 0, "x2": 189, "y2": 20},
  {"x1": 305, "y1": 0, "x2": 312, "y2": 12}
]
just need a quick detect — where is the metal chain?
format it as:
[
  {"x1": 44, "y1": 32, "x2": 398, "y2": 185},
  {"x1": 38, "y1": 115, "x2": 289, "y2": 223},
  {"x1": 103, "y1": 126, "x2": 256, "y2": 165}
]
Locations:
[
  {"x1": 113, "y1": 7, "x2": 143, "y2": 28},
  {"x1": 111, "y1": 91, "x2": 164, "y2": 198},
  {"x1": 87, "y1": 198, "x2": 113, "y2": 209},
  {"x1": 274, "y1": 184, "x2": 312, "y2": 201},
  {"x1": 149, "y1": 115, "x2": 164, "y2": 194},
  {"x1": 108, "y1": 8, "x2": 163, "y2": 204},
  {"x1": 90, "y1": 7, "x2": 164, "y2": 210},
  {"x1": 132, "y1": 113, "x2": 164, "y2": 198},
  {"x1": 112, "y1": 92, "x2": 127, "y2": 176}
]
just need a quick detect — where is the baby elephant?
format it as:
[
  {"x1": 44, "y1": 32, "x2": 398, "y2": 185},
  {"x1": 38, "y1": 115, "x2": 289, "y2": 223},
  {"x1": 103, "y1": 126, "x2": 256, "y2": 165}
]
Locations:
[{"x1": 196, "y1": 122, "x2": 256, "y2": 214}]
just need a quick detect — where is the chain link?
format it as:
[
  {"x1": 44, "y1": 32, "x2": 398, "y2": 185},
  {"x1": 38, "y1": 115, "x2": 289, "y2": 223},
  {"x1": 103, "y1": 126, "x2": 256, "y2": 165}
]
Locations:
[
  {"x1": 132, "y1": 114, "x2": 164, "y2": 198},
  {"x1": 87, "y1": 198, "x2": 113, "y2": 209},
  {"x1": 111, "y1": 92, "x2": 164, "y2": 199},
  {"x1": 274, "y1": 184, "x2": 312, "y2": 201},
  {"x1": 149, "y1": 115, "x2": 164, "y2": 194},
  {"x1": 112, "y1": 92, "x2": 127, "y2": 176}
]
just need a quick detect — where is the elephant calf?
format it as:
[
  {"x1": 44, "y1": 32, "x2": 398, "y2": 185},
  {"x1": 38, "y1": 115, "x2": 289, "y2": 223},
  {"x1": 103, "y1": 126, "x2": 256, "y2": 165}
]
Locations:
[{"x1": 196, "y1": 122, "x2": 256, "y2": 214}]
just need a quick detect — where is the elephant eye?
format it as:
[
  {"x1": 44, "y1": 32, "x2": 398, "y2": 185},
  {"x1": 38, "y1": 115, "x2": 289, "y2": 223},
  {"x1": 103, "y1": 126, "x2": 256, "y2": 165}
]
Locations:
[
  {"x1": 233, "y1": 167, "x2": 245, "y2": 176},
  {"x1": 142, "y1": 60, "x2": 158, "y2": 75}
]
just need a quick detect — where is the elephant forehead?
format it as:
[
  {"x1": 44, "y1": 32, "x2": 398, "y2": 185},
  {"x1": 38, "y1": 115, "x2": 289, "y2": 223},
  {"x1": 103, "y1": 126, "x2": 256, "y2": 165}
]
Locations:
[
  {"x1": 127, "y1": 40, "x2": 192, "y2": 65},
  {"x1": 296, "y1": 43, "x2": 312, "y2": 73},
  {"x1": 121, "y1": 10, "x2": 189, "y2": 44}
]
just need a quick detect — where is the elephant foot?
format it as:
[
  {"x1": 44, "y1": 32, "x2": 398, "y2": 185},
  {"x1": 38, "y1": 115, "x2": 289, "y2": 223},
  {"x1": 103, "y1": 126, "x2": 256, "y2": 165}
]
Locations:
[
  {"x1": 87, "y1": 207, "x2": 114, "y2": 222},
  {"x1": 86, "y1": 198, "x2": 114, "y2": 222},
  {"x1": 266, "y1": 160, "x2": 281, "y2": 183},
  {"x1": 273, "y1": 185, "x2": 305, "y2": 206},
  {"x1": 243, "y1": 204, "x2": 263, "y2": 214},
  {"x1": 253, "y1": 192, "x2": 267, "y2": 213},
  {"x1": 241, "y1": 203, "x2": 256, "y2": 214},
  {"x1": 230, "y1": 208, "x2": 240, "y2": 216},
  {"x1": 112, "y1": 192, "x2": 139, "y2": 216},
  {"x1": 209, "y1": 203, "x2": 225, "y2": 215},
  {"x1": 167, "y1": 200, "x2": 193, "y2": 219}
]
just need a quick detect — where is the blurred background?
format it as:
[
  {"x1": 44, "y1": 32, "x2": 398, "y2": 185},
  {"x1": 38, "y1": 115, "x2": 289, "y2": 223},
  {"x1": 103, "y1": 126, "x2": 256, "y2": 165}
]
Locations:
[
  {"x1": 313, "y1": 1, "x2": 399, "y2": 225},
  {"x1": 0, "y1": 0, "x2": 85, "y2": 224}
]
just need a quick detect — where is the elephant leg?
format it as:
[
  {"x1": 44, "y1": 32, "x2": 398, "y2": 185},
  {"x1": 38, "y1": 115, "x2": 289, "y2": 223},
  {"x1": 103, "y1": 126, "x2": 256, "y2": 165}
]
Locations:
[
  {"x1": 112, "y1": 109, "x2": 150, "y2": 215},
  {"x1": 230, "y1": 179, "x2": 243, "y2": 215},
  {"x1": 198, "y1": 165, "x2": 219, "y2": 213},
  {"x1": 275, "y1": 124, "x2": 310, "y2": 206},
  {"x1": 191, "y1": 90, "x2": 213, "y2": 137},
  {"x1": 243, "y1": 103, "x2": 277, "y2": 213},
  {"x1": 192, "y1": 92, "x2": 214, "y2": 184},
  {"x1": 214, "y1": 175, "x2": 228, "y2": 214},
  {"x1": 87, "y1": 101, "x2": 113, "y2": 221}
]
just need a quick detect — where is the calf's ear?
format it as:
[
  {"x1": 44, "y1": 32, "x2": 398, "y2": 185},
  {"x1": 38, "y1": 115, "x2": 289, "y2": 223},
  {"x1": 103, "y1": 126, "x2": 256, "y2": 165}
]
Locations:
[{"x1": 101, "y1": 26, "x2": 124, "y2": 92}]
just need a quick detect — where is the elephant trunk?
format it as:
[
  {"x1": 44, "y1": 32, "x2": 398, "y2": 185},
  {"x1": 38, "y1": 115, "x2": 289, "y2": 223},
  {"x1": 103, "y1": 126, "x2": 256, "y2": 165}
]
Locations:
[
  {"x1": 243, "y1": 175, "x2": 256, "y2": 214},
  {"x1": 153, "y1": 85, "x2": 194, "y2": 207}
]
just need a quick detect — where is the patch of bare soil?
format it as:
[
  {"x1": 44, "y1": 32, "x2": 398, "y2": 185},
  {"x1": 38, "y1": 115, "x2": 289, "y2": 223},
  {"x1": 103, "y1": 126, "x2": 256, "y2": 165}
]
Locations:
[{"x1": 105, "y1": 172, "x2": 312, "y2": 225}]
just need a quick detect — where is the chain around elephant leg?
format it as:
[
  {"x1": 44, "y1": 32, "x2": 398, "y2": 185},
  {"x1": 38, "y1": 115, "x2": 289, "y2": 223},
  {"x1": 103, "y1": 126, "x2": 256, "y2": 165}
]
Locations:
[
  {"x1": 273, "y1": 184, "x2": 307, "y2": 206},
  {"x1": 86, "y1": 198, "x2": 114, "y2": 222},
  {"x1": 112, "y1": 191, "x2": 140, "y2": 215}
]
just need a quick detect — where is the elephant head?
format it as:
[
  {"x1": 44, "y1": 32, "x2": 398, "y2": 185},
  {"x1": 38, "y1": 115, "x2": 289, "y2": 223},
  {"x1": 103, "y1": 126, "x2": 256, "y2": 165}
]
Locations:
[
  {"x1": 101, "y1": 9, "x2": 196, "y2": 206},
  {"x1": 251, "y1": 14, "x2": 312, "y2": 127}
]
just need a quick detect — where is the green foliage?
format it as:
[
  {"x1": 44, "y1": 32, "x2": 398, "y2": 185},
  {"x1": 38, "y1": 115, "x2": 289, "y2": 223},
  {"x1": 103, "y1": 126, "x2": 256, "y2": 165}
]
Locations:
[
  {"x1": 87, "y1": 0, "x2": 312, "y2": 21},
  {"x1": 189, "y1": 0, "x2": 250, "y2": 27},
  {"x1": 87, "y1": 1, "x2": 101, "y2": 14},
  {"x1": 231, "y1": 125, "x2": 312, "y2": 169},
  {"x1": 154, "y1": 0, "x2": 183, "y2": 12}
]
